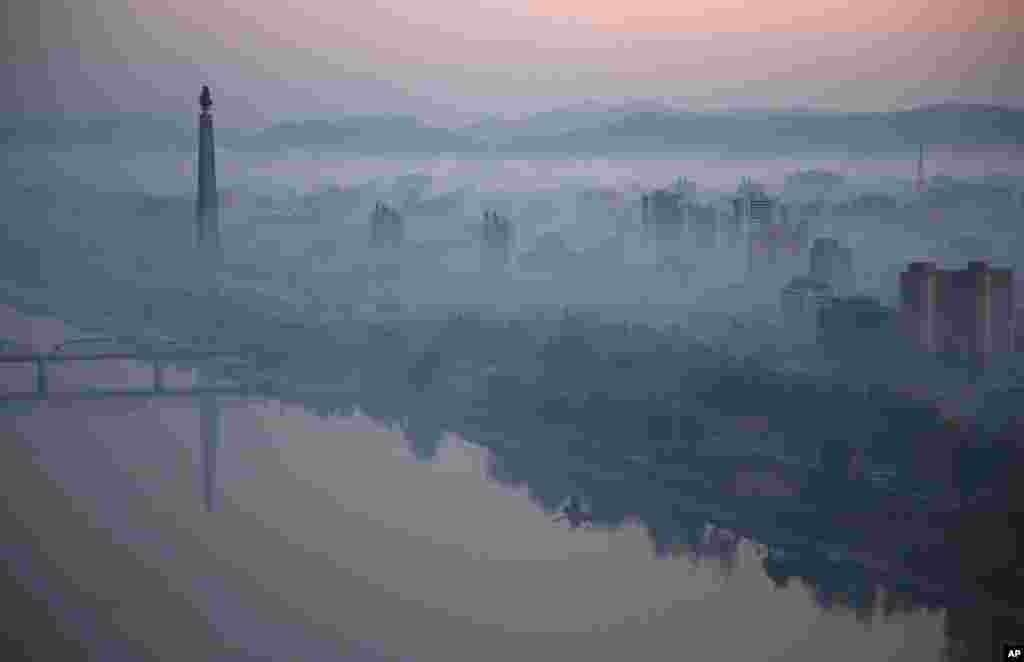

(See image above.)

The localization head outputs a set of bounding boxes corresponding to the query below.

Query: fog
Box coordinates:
[7,143,1021,327]
[4,127,1024,661]
[6,141,1024,409]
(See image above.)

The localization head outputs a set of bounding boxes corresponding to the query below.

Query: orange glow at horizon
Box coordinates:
[41,0,1020,112]
[525,0,1020,32]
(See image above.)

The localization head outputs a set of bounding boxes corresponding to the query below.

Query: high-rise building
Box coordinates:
[726,197,746,247]
[810,238,855,295]
[899,261,942,353]
[731,196,746,222]
[749,195,776,225]
[781,276,833,338]
[642,189,686,227]
[899,261,1015,359]
[817,296,899,359]
[672,177,698,202]
[195,85,220,253]
[730,181,769,231]
[642,189,687,244]
[837,246,854,294]
[689,203,717,249]
[735,186,788,280]
[482,210,513,264]
[947,261,1014,356]
[370,202,404,247]
[1016,307,1024,352]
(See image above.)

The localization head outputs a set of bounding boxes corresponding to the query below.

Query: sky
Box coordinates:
[3,0,1023,125]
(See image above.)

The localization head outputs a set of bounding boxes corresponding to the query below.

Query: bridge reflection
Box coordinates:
[0,344,268,514]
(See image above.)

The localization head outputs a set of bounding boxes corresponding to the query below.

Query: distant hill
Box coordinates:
[1,115,193,150]
[4,104,1021,155]
[0,114,252,151]
[236,115,483,154]
[463,99,683,141]
[484,104,1024,155]
[0,113,482,154]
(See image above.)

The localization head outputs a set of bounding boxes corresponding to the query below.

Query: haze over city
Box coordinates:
[2,2,1023,662]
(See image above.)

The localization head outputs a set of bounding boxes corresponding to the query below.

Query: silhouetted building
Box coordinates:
[195,85,220,253]
[672,177,698,202]
[730,196,745,222]
[749,195,776,225]
[689,203,718,249]
[899,261,1015,358]
[949,262,1014,357]
[817,296,898,359]
[642,189,686,229]
[370,202,404,247]
[481,210,513,264]
[781,276,833,338]
[899,261,943,353]
[1017,307,1024,352]
[810,238,855,295]
[732,183,780,258]
[747,221,802,284]
[733,191,776,225]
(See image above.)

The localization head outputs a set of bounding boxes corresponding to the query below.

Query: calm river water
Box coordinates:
[0,303,948,661]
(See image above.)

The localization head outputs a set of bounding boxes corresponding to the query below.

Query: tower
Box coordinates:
[196,85,220,253]
[915,143,926,194]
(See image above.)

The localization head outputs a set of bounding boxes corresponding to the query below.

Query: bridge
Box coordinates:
[0,342,288,513]
[0,384,277,403]
[0,348,271,398]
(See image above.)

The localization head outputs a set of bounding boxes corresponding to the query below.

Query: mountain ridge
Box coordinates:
[3,104,1021,154]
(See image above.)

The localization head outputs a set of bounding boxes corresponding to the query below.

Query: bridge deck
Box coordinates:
[0,349,254,364]
[0,385,276,402]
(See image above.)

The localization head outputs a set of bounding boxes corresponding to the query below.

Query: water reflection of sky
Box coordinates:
[0,306,947,661]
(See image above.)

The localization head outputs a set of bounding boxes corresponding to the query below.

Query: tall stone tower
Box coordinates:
[915,143,926,195]
[196,85,220,252]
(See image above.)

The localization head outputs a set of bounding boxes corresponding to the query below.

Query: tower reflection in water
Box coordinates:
[199,390,221,513]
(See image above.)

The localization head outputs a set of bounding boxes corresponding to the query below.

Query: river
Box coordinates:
[0,302,956,661]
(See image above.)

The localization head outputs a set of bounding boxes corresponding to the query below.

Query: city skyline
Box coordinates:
[2,9,1023,654]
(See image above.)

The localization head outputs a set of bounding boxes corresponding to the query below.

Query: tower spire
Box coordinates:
[196,85,220,253]
[915,143,926,194]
